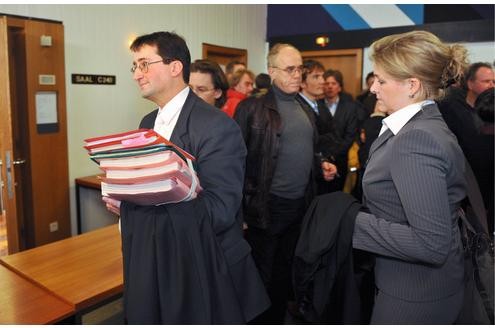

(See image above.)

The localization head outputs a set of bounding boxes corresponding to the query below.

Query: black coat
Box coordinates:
[293,192,374,324]
[121,91,270,324]
[234,87,320,229]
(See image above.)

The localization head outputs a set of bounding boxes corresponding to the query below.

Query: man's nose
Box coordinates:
[132,69,143,80]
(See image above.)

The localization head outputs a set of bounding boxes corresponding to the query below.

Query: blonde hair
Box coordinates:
[370,30,469,100]
[267,43,299,68]
[229,69,255,88]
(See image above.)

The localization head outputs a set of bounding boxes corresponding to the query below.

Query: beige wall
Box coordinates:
[0,4,268,235]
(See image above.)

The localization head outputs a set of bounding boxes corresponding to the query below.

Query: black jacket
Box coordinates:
[234,87,322,229]
[293,192,374,324]
[296,94,343,162]
[121,91,270,324]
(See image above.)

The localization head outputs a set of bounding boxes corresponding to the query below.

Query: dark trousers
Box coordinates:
[246,193,306,324]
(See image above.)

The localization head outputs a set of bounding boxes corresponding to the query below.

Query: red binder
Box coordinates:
[84,129,202,206]
[84,129,194,161]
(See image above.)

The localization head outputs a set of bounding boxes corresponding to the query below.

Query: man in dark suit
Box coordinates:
[104,31,269,324]
[297,59,342,194]
[323,69,364,191]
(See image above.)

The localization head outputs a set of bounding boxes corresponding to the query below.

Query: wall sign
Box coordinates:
[72,74,116,85]
[35,91,59,133]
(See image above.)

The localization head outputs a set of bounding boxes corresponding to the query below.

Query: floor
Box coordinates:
[82,297,125,324]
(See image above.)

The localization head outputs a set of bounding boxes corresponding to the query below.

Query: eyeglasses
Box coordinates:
[131,58,176,74]
[189,85,216,94]
[271,65,304,76]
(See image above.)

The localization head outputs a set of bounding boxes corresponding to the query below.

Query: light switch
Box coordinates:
[40,35,52,47]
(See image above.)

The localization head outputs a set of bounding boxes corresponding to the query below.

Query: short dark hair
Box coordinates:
[225,60,245,75]
[323,69,344,89]
[462,62,493,90]
[302,59,325,82]
[130,31,191,83]
[190,59,229,108]
[365,71,374,82]
[475,87,494,123]
[255,73,271,89]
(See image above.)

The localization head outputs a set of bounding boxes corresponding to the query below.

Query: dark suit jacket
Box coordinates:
[295,94,342,161]
[120,90,269,324]
[294,192,373,324]
[332,98,359,158]
[353,104,466,303]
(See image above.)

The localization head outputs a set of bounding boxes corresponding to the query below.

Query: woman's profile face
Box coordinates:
[370,65,412,115]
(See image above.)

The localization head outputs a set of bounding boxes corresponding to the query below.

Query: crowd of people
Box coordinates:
[103,29,494,324]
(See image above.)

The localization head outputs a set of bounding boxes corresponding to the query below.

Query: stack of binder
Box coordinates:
[84,129,202,206]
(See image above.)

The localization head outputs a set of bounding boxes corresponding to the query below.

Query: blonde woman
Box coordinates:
[352,31,468,323]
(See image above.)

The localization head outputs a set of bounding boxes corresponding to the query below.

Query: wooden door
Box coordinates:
[202,43,247,72]
[301,49,363,99]
[0,15,70,253]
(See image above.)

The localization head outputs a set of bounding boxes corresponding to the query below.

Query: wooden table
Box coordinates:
[75,174,103,234]
[0,264,74,324]
[0,224,123,317]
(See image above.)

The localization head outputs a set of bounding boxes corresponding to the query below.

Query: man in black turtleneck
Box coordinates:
[234,43,338,324]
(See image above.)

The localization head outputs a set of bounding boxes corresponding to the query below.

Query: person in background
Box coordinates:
[190,59,229,108]
[225,60,246,85]
[234,43,337,324]
[473,87,494,233]
[297,59,341,194]
[357,71,378,115]
[464,62,494,109]
[353,100,387,200]
[438,63,494,233]
[352,30,468,324]
[252,73,271,98]
[323,69,362,191]
[222,68,255,117]
[357,71,375,103]
[104,31,269,324]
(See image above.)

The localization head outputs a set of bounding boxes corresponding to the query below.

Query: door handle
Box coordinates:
[13,159,26,165]
[5,152,13,199]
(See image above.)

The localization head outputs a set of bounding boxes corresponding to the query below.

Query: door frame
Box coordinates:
[0,16,20,253]
[202,43,248,70]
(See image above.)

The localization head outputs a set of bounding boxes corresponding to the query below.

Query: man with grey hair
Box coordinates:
[234,43,337,323]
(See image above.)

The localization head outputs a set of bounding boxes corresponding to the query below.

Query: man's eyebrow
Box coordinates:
[134,57,150,63]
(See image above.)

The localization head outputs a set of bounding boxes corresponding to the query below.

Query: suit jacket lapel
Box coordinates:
[368,128,394,157]
[169,90,197,152]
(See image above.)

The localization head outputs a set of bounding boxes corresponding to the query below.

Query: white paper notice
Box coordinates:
[35,92,58,124]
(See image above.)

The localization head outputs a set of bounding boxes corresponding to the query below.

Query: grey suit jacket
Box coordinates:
[353,103,466,302]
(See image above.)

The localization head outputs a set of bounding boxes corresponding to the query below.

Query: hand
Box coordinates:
[321,161,338,181]
[102,196,121,216]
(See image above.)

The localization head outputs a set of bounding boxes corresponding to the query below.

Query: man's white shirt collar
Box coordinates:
[380,100,434,136]
[154,86,190,140]
[299,92,318,111]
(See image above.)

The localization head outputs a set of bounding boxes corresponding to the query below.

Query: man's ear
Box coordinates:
[213,89,222,100]
[467,79,474,92]
[268,66,276,80]
[169,60,183,78]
